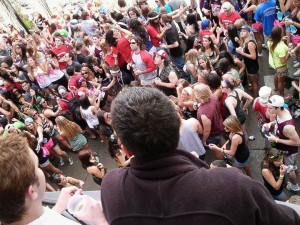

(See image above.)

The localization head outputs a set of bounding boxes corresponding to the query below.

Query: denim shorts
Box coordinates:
[272,191,287,201]
[207,134,221,145]
[232,156,250,168]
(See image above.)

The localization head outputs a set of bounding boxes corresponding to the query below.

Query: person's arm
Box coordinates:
[155,71,178,88]
[262,167,286,190]
[192,118,203,135]
[172,6,190,20]
[36,126,44,145]
[225,98,237,117]
[292,81,300,92]
[50,57,60,69]
[239,89,254,110]
[201,114,211,146]
[280,51,290,64]
[279,0,292,14]
[102,77,116,91]
[234,57,246,75]
[280,125,300,146]
[67,176,84,188]
[44,107,62,118]
[161,41,179,49]
[209,133,241,156]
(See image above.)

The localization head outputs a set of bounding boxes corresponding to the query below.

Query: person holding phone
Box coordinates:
[261,149,288,201]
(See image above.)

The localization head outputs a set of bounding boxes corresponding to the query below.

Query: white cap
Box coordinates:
[222,2,232,11]
[258,86,272,104]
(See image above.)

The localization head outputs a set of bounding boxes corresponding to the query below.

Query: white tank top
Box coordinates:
[81,106,99,128]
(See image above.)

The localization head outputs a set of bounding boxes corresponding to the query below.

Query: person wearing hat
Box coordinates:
[199,19,222,45]
[153,50,178,96]
[219,2,241,30]
[264,95,300,192]
[253,86,274,149]
[236,25,259,98]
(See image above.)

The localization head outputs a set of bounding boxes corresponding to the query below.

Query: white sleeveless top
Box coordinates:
[34,66,52,88]
[80,106,99,128]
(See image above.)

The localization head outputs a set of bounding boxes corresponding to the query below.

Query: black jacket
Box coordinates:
[101,150,300,225]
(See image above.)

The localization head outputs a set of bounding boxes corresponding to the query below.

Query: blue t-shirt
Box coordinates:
[254,0,276,36]
[156,4,172,13]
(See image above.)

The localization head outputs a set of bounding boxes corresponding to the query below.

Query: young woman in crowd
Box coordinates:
[209,115,251,177]
[221,78,253,140]
[78,149,106,185]
[55,116,93,153]
[51,173,84,190]
[267,26,292,100]
[176,85,197,119]
[201,35,220,66]
[261,149,288,201]
[236,25,259,98]
[108,134,132,167]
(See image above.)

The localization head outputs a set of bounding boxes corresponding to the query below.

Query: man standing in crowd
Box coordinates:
[130,37,157,86]
[101,87,300,224]
[159,14,189,82]
[219,2,241,30]
[154,50,178,96]
[254,0,276,38]
[265,95,300,192]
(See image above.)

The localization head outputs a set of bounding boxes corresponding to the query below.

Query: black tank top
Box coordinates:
[224,90,246,124]
[229,133,249,163]
[292,13,300,35]
[243,40,259,74]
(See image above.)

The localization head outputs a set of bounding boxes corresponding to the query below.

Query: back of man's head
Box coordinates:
[111,87,180,158]
[0,134,37,224]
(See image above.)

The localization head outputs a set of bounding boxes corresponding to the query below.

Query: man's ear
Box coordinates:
[121,144,134,157]
[26,185,38,200]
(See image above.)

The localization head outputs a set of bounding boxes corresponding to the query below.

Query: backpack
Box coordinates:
[60,92,82,121]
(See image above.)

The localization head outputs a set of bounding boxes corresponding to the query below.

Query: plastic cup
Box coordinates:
[67,195,87,216]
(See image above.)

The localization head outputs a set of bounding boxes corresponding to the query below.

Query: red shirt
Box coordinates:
[51,45,71,70]
[146,24,162,47]
[253,98,269,128]
[58,91,79,112]
[105,47,126,67]
[116,36,132,64]
[68,74,82,89]
[219,11,241,29]
[199,30,213,44]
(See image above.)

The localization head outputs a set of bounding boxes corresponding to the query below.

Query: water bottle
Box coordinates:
[286,165,298,173]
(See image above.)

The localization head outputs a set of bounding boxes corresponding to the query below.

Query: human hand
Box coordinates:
[208,143,218,151]
[261,123,271,132]
[265,133,277,143]
[133,69,143,76]
[79,181,84,188]
[53,186,81,214]
[73,196,109,225]
[154,78,162,86]
[280,164,287,175]
[292,81,298,88]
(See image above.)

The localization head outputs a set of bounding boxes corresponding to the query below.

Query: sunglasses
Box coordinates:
[81,71,88,74]
[130,42,137,45]
[33,112,38,117]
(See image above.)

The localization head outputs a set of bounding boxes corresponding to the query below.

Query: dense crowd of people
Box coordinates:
[1,0,300,223]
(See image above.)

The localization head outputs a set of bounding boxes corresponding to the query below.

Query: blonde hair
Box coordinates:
[223,115,243,133]
[234,18,247,29]
[182,87,196,102]
[55,116,81,139]
[222,74,241,88]
[186,49,198,64]
[193,83,211,103]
